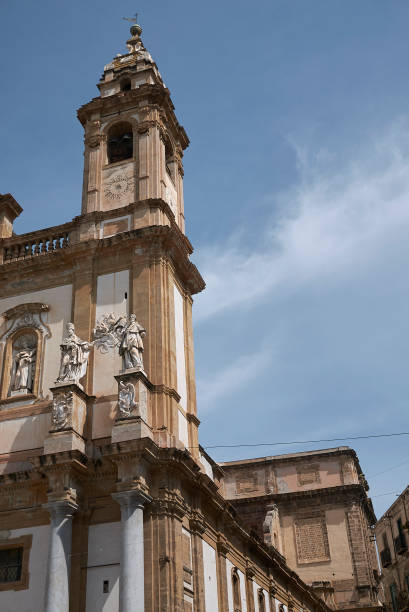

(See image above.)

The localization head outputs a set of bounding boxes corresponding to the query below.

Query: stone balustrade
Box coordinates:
[2,224,73,263]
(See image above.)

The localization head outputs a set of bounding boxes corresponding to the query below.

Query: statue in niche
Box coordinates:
[119,314,146,371]
[93,313,146,372]
[118,380,137,418]
[57,322,92,384]
[9,334,37,395]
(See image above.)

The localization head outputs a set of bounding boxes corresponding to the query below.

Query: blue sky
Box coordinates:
[2,0,409,517]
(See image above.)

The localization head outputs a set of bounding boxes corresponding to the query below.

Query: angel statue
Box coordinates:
[119,314,146,371]
[57,322,92,384]
[118,380,137,418]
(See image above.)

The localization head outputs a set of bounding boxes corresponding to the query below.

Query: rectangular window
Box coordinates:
[0,548,23,583]
[0,535,32,592]
[405,575,409,592]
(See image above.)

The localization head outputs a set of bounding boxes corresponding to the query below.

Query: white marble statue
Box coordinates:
[10,337,36,394]
[119,314,146,371]
[57,323,92,384]
[94,313,146,372]
[118,381,137,417]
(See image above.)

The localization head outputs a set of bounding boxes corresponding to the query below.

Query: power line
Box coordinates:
[200,431,409,450]
[369,458,409,479]
[372,491,401,498]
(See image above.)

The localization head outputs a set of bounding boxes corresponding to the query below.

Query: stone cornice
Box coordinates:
[0,223,205,296]
[230,483,377,525]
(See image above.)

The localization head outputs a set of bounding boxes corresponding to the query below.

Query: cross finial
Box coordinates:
[123,13,139,24]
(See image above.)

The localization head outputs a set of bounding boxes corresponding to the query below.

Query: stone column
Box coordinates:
[44,500,78,612]
[113,489,152,612]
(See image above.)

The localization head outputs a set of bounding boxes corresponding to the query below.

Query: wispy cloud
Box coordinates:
[196,346,272,413]
[194,119,409,322]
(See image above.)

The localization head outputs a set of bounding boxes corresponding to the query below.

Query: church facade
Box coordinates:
[0,22,334,612]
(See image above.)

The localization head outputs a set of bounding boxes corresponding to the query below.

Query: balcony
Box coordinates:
[380,547,392,567]
[394,533,408,555]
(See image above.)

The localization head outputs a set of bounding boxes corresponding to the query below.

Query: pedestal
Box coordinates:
[111,370,153,443]
[44,383,89,454]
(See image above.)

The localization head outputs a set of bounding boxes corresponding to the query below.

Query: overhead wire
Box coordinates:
[199,430,409,450]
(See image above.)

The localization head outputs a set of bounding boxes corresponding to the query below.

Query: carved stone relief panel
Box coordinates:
[51,391,73,430]
[101,163,135,211]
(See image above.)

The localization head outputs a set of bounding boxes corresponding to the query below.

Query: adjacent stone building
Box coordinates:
[220,447,381,612]
[374,486,409,612]
[0,21,334,612]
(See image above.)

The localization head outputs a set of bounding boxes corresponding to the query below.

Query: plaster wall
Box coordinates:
[93,270,129,399]
[86,522,121,612]
[281,508,353,582]
[202,539,219,611]
[0,524,50,612]
[92,400,117,440]
[0,284,72,398]
[0,413,49,455]
[275,460,343,493]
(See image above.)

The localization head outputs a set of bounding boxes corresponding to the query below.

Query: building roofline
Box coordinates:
[375,484,409,525]
[219,446,354,466]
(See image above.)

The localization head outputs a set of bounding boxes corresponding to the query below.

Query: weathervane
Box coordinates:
[123,13,139,24]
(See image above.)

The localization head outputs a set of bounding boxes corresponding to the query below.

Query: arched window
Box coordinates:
[107,122,133,164]
[258,589,266,612]
[8,330,38,397]
[120,78,131,91]
[232,569,242,612]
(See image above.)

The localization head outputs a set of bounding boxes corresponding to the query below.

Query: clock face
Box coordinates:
[104,173,132,200]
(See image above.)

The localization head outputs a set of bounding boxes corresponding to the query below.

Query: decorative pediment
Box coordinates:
[0,303,50,341]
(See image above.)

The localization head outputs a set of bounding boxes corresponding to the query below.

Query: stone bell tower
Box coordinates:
[68,20,204,457]
[78,20,188,232]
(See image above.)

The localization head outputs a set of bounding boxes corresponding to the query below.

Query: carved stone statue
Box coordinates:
[93,313,146,372]
[57,323,92,384]
[9,334,37,396]
[118,380,137,418]
[119,314,146,371]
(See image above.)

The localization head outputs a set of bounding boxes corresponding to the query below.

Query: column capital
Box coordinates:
[112,488,152,510]
[43,500,78,521]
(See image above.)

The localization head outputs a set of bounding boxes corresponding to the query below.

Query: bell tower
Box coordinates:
[78,19,188,232]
